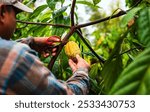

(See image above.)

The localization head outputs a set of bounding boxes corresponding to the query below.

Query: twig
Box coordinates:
[120,48,137,56]
[16,24,28,30]
[26,0,35,6]
[76,10,126,28]
[108,8,122,22]
[130,0,142,9]
[71,0,76,26]
[16,20,71,28]
[113,48,138,59]
[76,29,105,63]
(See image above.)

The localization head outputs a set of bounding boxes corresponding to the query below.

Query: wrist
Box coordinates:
[28,37,35,49]
[74,67,89,76]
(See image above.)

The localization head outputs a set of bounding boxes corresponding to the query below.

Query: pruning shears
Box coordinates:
[46,36,62,49]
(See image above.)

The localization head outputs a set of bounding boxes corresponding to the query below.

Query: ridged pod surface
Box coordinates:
[65,41,81,58]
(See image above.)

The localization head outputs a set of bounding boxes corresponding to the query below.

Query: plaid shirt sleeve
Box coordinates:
[0,38,89,95]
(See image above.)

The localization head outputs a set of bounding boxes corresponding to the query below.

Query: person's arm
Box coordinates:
[5,44,89,95]
[15,37,34,45]
[66,55,90,94]
[16,36,61,57]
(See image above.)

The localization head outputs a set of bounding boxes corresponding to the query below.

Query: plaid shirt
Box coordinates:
[0,37,89,95]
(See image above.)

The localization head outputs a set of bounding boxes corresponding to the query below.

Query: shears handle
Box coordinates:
[46,36,61,48]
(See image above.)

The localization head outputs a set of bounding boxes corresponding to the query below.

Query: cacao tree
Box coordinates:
[14,0,150,95]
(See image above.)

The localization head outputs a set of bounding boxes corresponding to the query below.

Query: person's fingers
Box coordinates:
[69,59,76,67]
[42,52,50,58]
[47,36,61,42]
[52,52,56,56]
[44,53,50,58]
[69,59,77,72]
[75,54,90,69]
[51,48,58,56]
[46,41,60,46]
[52,48,57,52]
[76,54,82,61]
[76,54,89,65]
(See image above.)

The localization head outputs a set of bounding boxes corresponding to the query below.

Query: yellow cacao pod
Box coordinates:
[65,41,81,58]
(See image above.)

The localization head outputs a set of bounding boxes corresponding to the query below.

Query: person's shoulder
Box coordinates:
[0,38,37,56]
[0,38,27,49]
[0,38,16,48]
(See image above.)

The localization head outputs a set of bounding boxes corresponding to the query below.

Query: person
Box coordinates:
[0,0,90,95]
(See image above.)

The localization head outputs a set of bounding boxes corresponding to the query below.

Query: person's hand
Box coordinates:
[32,36,61,57]
[68,55,90,73]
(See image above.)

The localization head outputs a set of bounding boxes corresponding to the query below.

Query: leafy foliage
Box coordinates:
[109,48,150,94]
[121,7,142,27]
[92,0,101,5]
[47,0,65,10]
[51,5,70,36]
[76,0,100,9]
[137,7,150,47]
[14,0,150,94]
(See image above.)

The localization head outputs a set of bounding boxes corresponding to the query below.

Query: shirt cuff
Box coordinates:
[16,37,34,46]
[74,67,89,76]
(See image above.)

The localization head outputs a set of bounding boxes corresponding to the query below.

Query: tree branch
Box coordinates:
[17,10,127,29]
[16,20,71,28]
[76,29,105,63]
[76,10,127,29]
[48,0,75,70]
[48,27,76,70]
[71,0,76,26]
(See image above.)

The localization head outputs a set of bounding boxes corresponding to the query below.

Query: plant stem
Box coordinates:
[120,48,137,56]
[17,10,127,29]
[71,0,76,26]
[16,20,71,28]
[76,29,105,63]
[76,10,126,29]
[26,0,35,6]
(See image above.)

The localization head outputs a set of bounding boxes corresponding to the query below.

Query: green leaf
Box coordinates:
[60,0,65,4]
[101,31,128,92]
[109,48,150,95]
[38,10,52,22]
[76,0,100,9]
[51,14,70,36]
[64,16,71,26]
[89,78,102,94]
[89,63,100,79]
[111,81,140,95]
[30,25,47,36]
[121,7,142,27]
[101,55,123,92]
[137,7,150,47]
[143,0,150,3]
[50,6,69,36]
[136,67,150,94]
[29,5,48,19]
[52,60,60,77]
[93,0,101,5]
[125,0,141,7]
[59,49,69,70]
[46,0,59,10]
[46,0,65,10]
[52,5,69,18]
